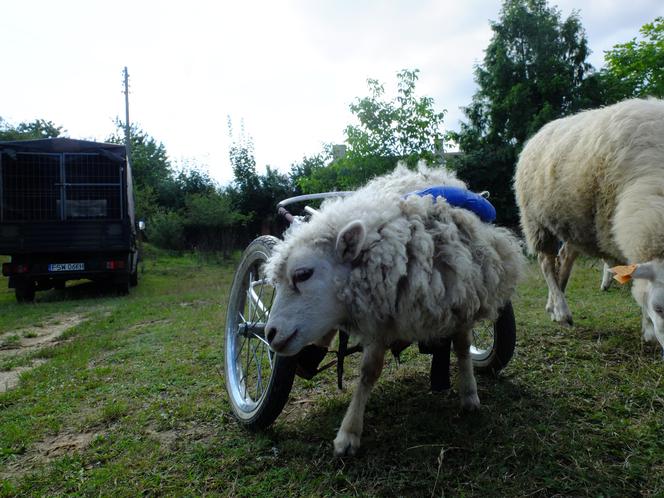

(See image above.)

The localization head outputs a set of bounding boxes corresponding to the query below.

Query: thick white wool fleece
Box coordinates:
[515,98,664,264]
[267,163,524,345]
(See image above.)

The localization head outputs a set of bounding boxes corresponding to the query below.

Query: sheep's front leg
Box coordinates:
[453,329,480,410]
[642,308,656,342]
[600,259,620,291]
[539,252,573,326]
[333,343,385,457]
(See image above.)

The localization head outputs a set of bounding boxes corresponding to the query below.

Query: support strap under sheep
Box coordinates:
[419,339,452,392]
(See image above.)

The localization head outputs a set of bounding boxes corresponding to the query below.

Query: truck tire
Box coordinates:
[115,279,130,296]
[15,280,36,303]
[130,269,138,287]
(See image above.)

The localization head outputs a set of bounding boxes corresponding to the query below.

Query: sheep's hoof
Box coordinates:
[643,327,655,342]
[549,311,573,327]
[333,431,361,457]
[460,393,480,411]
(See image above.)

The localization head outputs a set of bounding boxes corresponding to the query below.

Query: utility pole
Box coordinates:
[123,67,132,165]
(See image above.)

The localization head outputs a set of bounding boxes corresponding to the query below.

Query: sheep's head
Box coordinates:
[265,220,366,356]
[614,261,664,354]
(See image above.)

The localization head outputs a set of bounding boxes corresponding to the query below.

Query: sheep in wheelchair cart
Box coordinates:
[257,164,525,456]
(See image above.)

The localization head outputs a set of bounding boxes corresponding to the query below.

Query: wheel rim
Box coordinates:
[225,251,277,419]
[470,319,495,362]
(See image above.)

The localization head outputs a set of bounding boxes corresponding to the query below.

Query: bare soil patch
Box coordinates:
[0,430,98,480]
[0,314,87,357]
[0,313,87,392]
[0,359,47,393]
[147,423,217,449]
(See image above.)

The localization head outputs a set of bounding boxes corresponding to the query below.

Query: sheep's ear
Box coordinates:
[632,262,657,281]
[611,262,657,284]
[336,220,366,262]
[610,264,637,284]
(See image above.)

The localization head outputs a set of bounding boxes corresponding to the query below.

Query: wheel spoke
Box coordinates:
[253,341,263,399]
[253,278,265,324]
[244,326,252,400]
[234,336,248,364]
[246,270,255,322]
[250,331,270,348]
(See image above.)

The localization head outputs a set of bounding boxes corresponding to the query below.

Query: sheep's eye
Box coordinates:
[654,305,664,315]
[293,268,314,284]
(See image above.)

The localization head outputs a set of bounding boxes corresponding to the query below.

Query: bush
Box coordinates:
[147,211,186,250]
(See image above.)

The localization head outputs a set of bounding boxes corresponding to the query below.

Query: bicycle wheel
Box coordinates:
[224,236,297,430]
[470,301,516,374]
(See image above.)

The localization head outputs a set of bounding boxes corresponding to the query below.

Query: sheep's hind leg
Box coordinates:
[557,242,578,293]
[453,329,480,411]
[539,252,574,326]
[333,343,385,457]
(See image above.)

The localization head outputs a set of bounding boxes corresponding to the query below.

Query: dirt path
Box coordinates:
[0,313,87,393]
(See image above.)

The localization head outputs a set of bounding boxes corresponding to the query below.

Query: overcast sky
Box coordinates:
[1,1,662,184]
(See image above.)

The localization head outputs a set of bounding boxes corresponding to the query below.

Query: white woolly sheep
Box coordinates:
[514,98,664,351]
[264,164,524,456]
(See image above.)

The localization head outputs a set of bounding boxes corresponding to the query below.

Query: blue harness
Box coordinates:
[405,186,496,223]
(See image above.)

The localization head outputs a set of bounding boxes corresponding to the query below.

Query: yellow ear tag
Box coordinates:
[611,264,638,284]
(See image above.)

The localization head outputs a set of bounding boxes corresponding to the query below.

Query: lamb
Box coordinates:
[514,98,664,351]
[264,164,525,456]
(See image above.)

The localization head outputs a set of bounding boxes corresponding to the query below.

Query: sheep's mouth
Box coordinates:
[271,329,299,355]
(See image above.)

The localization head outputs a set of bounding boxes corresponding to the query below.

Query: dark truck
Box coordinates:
[0,138,139,302]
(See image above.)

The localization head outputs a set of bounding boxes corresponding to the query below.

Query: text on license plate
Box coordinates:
[48,263,84,272]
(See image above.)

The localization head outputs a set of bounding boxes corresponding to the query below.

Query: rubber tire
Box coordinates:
[224,236,297,430]
[472,301,516,375]
[130,270,138,287]
[115,280,130,296]
[15,280,36,303]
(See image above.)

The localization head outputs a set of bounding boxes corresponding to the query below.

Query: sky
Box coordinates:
[1,1,662,184]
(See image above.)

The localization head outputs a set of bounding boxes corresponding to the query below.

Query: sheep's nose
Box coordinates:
[266,326,277,344]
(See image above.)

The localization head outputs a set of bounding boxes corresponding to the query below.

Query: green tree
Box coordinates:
[0,118,64,141]
[227,117,261,217]
[289,149,332,193]
[450,0,599,224]
[107,122,178,215]
[300,69,447,193]
[108,122,171,193]
[345,69,445,161]
[602,17,664,101]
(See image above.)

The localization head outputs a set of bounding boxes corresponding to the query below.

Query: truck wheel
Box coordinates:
[130,269,138,287]
[115,280,130,296]
[15,281,36,303]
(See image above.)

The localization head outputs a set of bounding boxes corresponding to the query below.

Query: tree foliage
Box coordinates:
[108,121,246,254]
[450,0,599,224]
[0,118,64,141]
[108,122,174,209]
[226,118,297,240]
[602,17,664,101]
[299,69,446,193]
[345,69,446,161]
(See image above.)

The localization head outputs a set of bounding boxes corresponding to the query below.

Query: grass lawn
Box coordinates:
[1,251,663,497]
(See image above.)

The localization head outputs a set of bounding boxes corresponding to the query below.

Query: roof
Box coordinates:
[0,137,126,157]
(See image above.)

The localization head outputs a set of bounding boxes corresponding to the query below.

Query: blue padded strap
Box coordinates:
[405,186,496,223]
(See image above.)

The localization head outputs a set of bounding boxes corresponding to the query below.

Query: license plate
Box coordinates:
[48,263,84,272]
